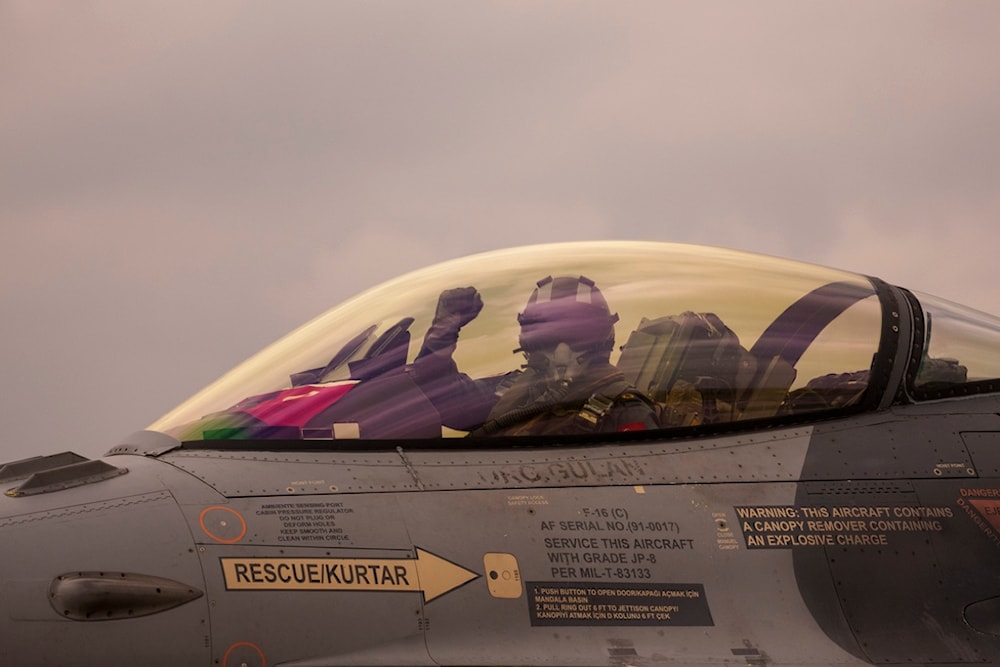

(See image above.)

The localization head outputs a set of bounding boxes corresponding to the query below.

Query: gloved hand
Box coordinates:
[418,287,483,356]
[433,287,483,329]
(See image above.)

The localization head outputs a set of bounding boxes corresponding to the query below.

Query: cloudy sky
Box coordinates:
[3,1,999,462]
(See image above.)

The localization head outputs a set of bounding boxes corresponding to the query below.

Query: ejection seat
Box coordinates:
[617,312,759,427]
[617,310,808,427]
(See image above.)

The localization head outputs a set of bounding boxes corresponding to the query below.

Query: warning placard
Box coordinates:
[527,581,713,627]
[734,504,952,549]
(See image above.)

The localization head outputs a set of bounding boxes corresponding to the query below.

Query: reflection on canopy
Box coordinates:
[149,242,898,443]
[912,291,1000,397]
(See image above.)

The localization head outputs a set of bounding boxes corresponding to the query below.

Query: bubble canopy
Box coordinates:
[152,242,895,443]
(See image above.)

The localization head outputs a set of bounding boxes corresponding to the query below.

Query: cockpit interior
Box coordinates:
[149,242,1000,445]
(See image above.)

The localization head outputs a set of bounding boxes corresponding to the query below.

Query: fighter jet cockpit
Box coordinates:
[150,242,1000,445]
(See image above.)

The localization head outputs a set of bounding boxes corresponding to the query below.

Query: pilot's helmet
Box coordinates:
[517,275,619,357]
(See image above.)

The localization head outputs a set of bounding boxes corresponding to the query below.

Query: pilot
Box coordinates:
[412,275,658,436]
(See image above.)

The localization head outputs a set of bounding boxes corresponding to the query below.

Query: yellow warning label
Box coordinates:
[220,548,477,602]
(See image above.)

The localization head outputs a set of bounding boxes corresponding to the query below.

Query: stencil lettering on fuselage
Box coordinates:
[527,582,713,627]
[735,504,953,548]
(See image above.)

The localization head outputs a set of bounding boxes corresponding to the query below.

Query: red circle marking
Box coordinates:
[199,505,247,544]
[222,641,266,667]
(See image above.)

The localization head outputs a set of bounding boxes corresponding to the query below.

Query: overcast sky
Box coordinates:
[3,1,999,462]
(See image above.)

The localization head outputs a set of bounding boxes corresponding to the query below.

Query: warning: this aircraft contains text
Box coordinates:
[734,504,952,549]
